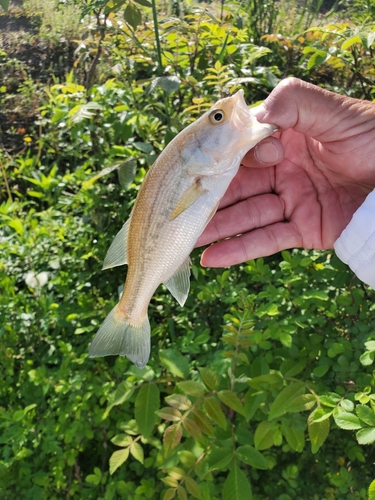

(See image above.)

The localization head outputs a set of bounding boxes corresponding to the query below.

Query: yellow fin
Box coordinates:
[170,178,208,221]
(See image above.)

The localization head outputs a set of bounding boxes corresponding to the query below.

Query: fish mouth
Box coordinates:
[231,90,255,128]
[231,90,278,135]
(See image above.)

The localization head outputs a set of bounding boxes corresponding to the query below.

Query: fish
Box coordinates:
[89,90,277,368]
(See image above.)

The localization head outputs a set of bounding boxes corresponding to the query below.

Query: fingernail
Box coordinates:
[254,141,279,164]
[251,103,267,121]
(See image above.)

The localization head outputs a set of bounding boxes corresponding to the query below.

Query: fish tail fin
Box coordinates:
[89,305,150,368]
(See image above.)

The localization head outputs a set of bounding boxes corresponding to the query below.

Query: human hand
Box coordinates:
[197,77,375,267]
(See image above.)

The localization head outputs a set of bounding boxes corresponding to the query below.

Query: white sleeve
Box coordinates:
[334,189,375,289]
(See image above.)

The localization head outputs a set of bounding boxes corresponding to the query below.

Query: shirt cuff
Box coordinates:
[334,189,375,289]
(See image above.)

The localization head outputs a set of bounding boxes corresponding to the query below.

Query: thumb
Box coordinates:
[252,77,362,141]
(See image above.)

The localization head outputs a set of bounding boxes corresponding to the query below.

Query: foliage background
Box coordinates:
[1,0,375,499]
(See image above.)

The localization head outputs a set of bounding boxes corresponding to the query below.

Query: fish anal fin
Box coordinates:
[89,305,150,368]
[102,217,131,270]
[170,178,208,220]
[164,257,191,306]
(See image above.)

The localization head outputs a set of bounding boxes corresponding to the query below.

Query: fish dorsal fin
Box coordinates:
[170,178,208,220]
[163,257,191,306]
[102,217,131,270]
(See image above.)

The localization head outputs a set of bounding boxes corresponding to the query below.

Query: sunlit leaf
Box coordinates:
[308,412,330,454]
[130,442,144,463]
[109,448,129,475]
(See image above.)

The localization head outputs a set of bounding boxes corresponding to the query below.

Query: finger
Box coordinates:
[216,166,275,211]
[242,136,284,167]
[200,222,303,268]
[252,77,373,142]
[196,193,284,247]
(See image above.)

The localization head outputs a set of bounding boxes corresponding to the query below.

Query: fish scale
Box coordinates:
[89,90,277,368]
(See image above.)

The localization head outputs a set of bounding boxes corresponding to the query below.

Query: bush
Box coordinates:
[1,0,375,499]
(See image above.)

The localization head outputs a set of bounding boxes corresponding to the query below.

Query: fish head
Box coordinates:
[193,90,277,162]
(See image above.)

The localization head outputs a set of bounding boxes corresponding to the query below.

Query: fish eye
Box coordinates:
[209,109,225,125]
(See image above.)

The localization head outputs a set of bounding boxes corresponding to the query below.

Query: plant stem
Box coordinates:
[0,158,12,202]
[151,0,163,75]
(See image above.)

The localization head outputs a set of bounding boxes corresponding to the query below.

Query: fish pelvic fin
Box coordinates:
[163,257,191,306]
[89,305,150,369]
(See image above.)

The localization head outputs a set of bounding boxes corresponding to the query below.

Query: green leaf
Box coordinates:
[356,427,375,445]
[178,450,196,468]
[192,408,215,436]
[310,408,332,423]
[223,465,252,500]
[356,405,375,426]
[105,381,134,418]
[164,424,182,455]
[204,397,227,429]
[308,413,330,454]
[281,425,305,453]
[268,382,305,420]
[254,421,276,450]
[340,399,354,412]
[183,418,203,441]
[280,332,292,348]
[286,394,316,413]
[135,383,160,438]
[199,367,219,390]
[248,373,283,390]
[185,476,201,499]
[111,434,133,447]
[118,161,137,189]
[341,35,362,51]
[156,407,182,422]
[109,448,129,475]
[68,102,102,124]
[236,445,269,470]
[333,409,362,430]
[177,485,187,500]
[163,489,176,500]
[365,341,375,351]
[165,394,192,411]
[280,358,306,377]
[368,479,375,500]
[301,289,329,300]
[313,364,330,377]
[178,381,206,398]
[319,393,341,407]
[244,391,266,421]
[130,442,144,464]
[218,390,246,417]
[124,3,142,30]
[359,351,374,366]
[0,0,10,12]
[133,0,152,6]
[160,349,190,378]
[208,447,233,471]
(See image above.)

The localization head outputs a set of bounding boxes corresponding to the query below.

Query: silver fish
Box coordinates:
[89,90,277,367]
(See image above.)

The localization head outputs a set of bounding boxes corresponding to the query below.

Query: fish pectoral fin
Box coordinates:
[102,217,131,270]
[163,257,191,307]
[170,178,208,220]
